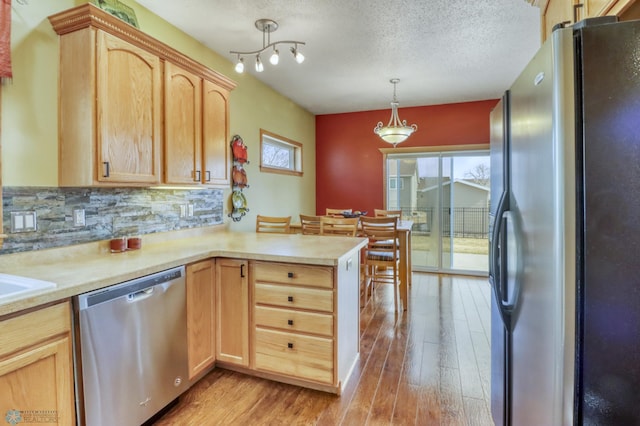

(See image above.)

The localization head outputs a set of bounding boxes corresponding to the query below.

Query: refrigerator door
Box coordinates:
[577,19,640,424]
[489,95,509,425]
[507,26,576,426]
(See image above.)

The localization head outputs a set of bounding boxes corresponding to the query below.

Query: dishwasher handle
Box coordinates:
[76,266,184,310]
[128,287,154,302]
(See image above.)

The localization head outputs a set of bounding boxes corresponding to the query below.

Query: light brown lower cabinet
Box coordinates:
[250,254,360,394]
[0,302,75,425]
[186,259,216,379]
[187,252,360,394]
[216,258,249,366]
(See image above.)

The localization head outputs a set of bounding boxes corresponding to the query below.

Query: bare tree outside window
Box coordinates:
[464,163,490,187]
[259,129,303,176]
[262,143,291,169]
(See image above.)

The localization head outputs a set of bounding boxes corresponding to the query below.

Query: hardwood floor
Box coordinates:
[153,273,493,426]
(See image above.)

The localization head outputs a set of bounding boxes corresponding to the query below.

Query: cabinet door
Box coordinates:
[543,0,576,39]
[216,258,249,366]
[96,31,161,184]
[202,80,230,186]
[165,62,202,185]
[585,0,637,16]
[0,303,74,425]
[186,259,215,379]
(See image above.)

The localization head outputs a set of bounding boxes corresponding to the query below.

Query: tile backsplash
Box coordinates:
[1,187,224,255]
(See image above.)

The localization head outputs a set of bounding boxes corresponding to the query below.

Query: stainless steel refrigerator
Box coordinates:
[489,16,640,426]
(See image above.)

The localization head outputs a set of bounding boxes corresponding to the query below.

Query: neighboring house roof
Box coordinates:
[419,178,490,193]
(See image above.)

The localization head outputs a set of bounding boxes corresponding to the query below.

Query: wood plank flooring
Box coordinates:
[153,273,492,426]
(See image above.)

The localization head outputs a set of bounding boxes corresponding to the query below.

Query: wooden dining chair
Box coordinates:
[360,216,401,312]
[256,215,291,233]
[325,208,352,216]
[299,214,321,235]
[319,216,358,236]
[374,209,402,218]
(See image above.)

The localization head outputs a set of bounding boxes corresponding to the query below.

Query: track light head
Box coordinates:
[255,55,264,72]
[270,48,279,65]
[291,46,305,64]
[235,57,244,73]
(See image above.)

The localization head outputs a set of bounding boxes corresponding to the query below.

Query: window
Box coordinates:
[389,177,404,189]
[260,129,303,176]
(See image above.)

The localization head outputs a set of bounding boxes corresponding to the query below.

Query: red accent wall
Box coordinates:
[315,99,498,216]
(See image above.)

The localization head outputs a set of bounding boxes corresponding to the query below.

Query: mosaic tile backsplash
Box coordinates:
[1,187,224,255]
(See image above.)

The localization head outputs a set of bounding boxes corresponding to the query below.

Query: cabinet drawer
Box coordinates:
[255,306,333,337]
[254,328,333,384]
[253,262,333,289]
[255,283,333,312]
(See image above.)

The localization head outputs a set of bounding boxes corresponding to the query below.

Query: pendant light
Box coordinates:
[373,79,418,147]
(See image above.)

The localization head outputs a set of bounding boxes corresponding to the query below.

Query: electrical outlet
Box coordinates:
[187,204,194,217]
[179,204,187,218]
[73,209,86,227]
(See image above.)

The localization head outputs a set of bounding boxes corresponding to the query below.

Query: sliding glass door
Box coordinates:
[386,150,489,275]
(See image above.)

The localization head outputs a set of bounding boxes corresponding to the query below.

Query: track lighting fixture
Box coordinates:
[231,19,306,74]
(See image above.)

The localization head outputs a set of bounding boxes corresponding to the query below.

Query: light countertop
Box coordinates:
[0,227,367,317]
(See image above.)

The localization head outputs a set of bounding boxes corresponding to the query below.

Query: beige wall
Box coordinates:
[1,1,315,232]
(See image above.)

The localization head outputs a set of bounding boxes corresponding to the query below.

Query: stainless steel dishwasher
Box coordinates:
[75,266,190,426]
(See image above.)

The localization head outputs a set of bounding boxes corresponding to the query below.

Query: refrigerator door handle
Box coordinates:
[499,210,522,326]
[490,190,510,327]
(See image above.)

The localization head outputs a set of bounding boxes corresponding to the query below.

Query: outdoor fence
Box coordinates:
[399,207,489,239]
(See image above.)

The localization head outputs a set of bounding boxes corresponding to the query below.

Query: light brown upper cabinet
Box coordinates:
[164,64,231,186]
[202,80,231,186]
[164,63,203,185]
[537,0,640,40]
[49,4,235,188]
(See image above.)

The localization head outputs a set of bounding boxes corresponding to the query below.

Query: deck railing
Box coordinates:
[395,207,489,239]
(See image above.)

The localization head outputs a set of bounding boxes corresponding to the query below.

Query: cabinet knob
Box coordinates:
[287,272,294,278]
[287,296,294,302]
[287,342,294,349]
[287,319,294,326]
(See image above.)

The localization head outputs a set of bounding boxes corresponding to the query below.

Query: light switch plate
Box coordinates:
[11,211,37,233]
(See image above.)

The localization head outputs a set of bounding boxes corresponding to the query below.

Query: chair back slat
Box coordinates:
[299,214,322,235]
[256,215,292,233]
[319,216,358,236]
[326,208,352,216]
[374,209,402,218]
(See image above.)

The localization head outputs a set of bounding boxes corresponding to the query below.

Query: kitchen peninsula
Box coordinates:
[0,227,367,424]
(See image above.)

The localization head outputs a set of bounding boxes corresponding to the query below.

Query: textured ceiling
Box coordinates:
[134,0,541,115]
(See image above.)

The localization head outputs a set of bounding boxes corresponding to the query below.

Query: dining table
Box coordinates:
[290,218,413,311]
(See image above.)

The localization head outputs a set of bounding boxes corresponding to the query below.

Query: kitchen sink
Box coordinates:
[0,273,56,299]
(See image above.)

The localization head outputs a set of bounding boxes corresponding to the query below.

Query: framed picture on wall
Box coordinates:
[90,0,139,28]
